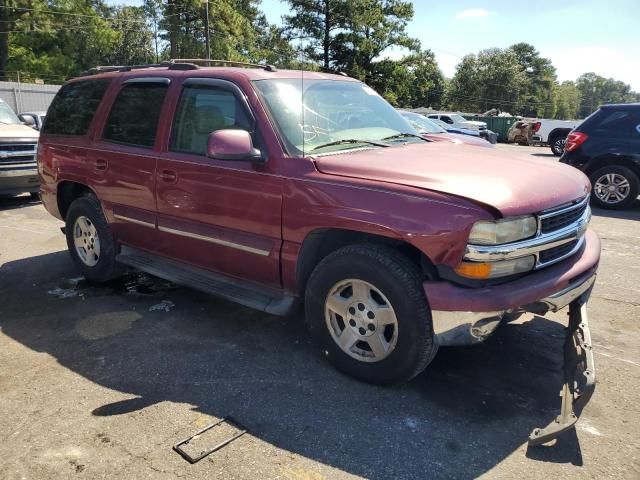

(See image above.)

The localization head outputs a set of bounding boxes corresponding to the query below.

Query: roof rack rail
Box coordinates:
[78,62,199,77]
[169,59,277,72]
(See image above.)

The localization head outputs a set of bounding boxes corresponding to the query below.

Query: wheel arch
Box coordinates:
[548,128,572,143]
[295,228,438,296]
[57,181,98,220]
[585,155,640,179]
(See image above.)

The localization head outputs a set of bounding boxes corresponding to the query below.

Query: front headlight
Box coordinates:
[469,216,537,245]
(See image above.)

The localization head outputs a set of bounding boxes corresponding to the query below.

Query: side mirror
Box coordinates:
[20,115,36,128]
[207,129,264,163]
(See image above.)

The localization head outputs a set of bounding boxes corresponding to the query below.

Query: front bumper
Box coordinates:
[423,229,600,447]
[424,229,600,346]
[0,168,39,194]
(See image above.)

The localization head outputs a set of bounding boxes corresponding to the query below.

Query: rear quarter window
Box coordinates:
[42,79,110,135]
[582,108,638,138]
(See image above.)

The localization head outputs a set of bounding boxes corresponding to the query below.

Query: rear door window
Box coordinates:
[42,79,110,135]
[170,85,251,156]
[103,81,168,148]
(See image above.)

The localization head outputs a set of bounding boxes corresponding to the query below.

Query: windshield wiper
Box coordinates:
[310,139,390,152]
[382,132,428,142]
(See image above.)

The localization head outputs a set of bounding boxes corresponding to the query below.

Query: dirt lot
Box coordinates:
[1,144,639,479]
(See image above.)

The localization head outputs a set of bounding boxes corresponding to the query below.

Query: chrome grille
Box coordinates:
[540,196,589,234]
[0,142,37,165]
[539,239,579,264]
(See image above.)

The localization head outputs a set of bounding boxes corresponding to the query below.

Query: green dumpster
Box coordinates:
[463,116,518,143]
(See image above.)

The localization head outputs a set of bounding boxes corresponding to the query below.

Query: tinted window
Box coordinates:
[42,79,109,135]
[588,109,638,138]
[171,86,251,155]
[103,83,168,148]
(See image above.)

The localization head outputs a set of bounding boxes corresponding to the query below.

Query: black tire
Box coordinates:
[589,165,639,210]
[65,194,122,282]
[305,244,437,385]
[550,135,566,156]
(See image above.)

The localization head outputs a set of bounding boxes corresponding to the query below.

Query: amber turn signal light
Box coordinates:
[455,261,492,279]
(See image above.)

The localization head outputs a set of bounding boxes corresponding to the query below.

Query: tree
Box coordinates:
[555,81,580,120]
[282,0,350,70]
[368,50,444,108]
[576,72,640,118]
[508,42,557,118]
[332,0,419,79]
[447,48,527,113]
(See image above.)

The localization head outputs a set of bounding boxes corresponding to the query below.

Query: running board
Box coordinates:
[116,246,296,316]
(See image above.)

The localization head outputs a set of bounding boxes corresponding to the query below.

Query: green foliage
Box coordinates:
[576,72,640,118]
[2,3,639,119]
[368,50,445,108]
[447,48,527,114]
[555,81,581,120]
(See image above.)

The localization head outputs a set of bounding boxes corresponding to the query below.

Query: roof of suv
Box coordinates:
[70,66,357,83]
[600,103,640,109]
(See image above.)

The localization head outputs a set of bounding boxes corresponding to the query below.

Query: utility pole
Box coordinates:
[204,0,211,61]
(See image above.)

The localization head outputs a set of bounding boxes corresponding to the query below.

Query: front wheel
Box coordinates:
[305,244,437,385]
[590,166,639,209]
[65,194,123,282]
[550,136,566,156]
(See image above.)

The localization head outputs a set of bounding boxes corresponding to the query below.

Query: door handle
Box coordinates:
[94,158,108,171]
[159,169,177,183]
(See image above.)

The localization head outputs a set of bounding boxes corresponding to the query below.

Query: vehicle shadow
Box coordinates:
[0,193,40,211]
[591,200,640,220]
[531,153,557,158]
[0,251,584,478]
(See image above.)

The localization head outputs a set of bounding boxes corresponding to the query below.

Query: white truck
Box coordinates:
[531,119,581,156]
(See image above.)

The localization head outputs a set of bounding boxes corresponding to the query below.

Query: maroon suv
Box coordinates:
[38,62,600,445]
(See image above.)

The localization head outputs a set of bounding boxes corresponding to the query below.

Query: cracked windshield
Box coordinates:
[254,79,423,155]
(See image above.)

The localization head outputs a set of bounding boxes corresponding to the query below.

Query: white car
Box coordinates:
[530,119,580,156]
[427,113,488,132]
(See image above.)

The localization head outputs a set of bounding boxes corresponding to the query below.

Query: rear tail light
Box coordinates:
[565,132,588,152]
[532,122,541,132]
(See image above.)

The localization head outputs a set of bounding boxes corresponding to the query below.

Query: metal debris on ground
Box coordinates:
[149,300,175,312]
[173,418,248,464]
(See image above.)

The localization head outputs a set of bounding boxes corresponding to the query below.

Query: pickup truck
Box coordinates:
[530,119,581,156]
[0,99,39,197]
[38,62,600,446]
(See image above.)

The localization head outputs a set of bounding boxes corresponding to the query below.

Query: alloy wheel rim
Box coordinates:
[324,279,399,363]
[73,215,101,267]
[594,173,630,204]
[555,138,565,151]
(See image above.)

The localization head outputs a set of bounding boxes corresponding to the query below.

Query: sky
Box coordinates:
[108,0,640,90]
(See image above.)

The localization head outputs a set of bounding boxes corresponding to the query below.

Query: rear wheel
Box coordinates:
[550,135,566,156]
[590,165,639,209]
[65,194,122,282]
[305,244,437,385]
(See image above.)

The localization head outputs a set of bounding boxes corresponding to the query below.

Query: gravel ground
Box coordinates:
[1,144,639,479]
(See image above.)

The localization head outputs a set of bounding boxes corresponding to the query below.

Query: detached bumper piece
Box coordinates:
[528,300,596,446]
[173,417,247,464]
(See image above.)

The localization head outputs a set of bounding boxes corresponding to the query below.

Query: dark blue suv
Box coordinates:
[561,103,640,209]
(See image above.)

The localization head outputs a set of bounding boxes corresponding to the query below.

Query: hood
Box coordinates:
[425,132,492,148]
[313,142,590,217]
[0,122,39,140]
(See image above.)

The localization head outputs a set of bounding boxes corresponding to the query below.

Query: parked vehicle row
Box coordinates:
[0,99,40,198]
[398,111,492,147]
[426,112,498,144]
[37,61,600,445]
